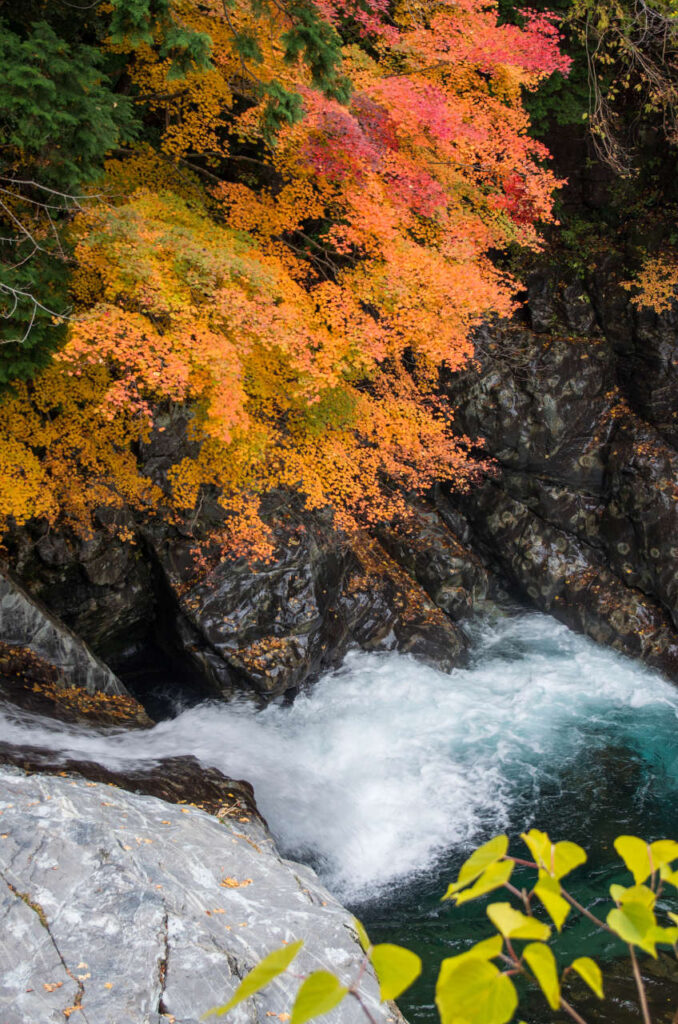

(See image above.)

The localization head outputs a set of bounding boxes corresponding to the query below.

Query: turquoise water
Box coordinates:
[350,618,678,1022]
[3,610,677,1020]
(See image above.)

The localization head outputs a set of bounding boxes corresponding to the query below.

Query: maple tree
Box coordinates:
[0,0,570,553]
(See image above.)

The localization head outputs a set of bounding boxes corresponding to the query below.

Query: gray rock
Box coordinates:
[3,520,155,666]
[0,767,397,1024]
[0,572,127,697]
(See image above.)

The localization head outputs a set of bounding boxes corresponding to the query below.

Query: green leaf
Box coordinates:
[609,884,655,908]
[669,912,678,926]
[369,944,422,1001]
[437,935,504,980]
[453,861,514,905]
[205,939,304,1016]
[534,871,570,931]
[607,901,659,956]
[290,971,348,1024]
[444,836,509,897]
[571,957,604,999]
[436,957,518,1024]
[487,903,551,942]
[524,942,560,1010]
[615,836,652,884]
[353,917,371,953]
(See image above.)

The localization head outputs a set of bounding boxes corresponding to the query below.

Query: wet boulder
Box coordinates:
[375,504,494,621]
[0,572,151,726]
[339,535,468,672]
[149,509,470,698]
[2,512,155,665]
[443,483,678,681]
[443,318,678,672]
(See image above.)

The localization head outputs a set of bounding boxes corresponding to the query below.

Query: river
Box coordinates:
[2,610,678,1020]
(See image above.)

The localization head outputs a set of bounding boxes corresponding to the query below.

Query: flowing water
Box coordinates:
[2,611,678,1019]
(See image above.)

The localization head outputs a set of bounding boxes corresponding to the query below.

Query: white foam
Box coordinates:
[2,613,678,900]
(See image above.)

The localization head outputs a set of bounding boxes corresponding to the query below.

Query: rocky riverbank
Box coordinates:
[3,251,678,1024]
[0,762,397,1024]
[438,264,678,681]
[4,271,678,713]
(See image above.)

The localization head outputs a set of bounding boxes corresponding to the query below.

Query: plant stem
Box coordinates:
[561,890,613,933]
[560,996,590,1024]
[349,989,379,1024]
[504,881,525,901]
[629,944,653,1024]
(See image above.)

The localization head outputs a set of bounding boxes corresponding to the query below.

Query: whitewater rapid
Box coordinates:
[2,612,678,901]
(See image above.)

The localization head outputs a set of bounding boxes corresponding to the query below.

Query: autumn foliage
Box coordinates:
[0,0,570,554]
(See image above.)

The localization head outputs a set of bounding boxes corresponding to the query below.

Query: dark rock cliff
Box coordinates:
[3,261,678,702]
[439,268,678,681]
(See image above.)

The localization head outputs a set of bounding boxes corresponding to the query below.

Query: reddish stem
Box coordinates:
[629,944,653,1024]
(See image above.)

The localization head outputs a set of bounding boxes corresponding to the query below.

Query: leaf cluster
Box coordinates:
[202,831,678,1024]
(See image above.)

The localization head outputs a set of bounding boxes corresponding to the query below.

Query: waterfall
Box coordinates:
[2,612,677,903]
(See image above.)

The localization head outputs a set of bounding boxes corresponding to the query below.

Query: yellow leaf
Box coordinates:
[444,836,509,897]
[521,831,586,879]
[607,902,658,957]
[452,861,514,905]
[437,935,504,981]
[615,836,652,884]
[571,957,603,999]
[436,957,517,1024]
[609,884,655,908]
[534,872,570,931]
[487,903,551,942]
[524,942,560,1010]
